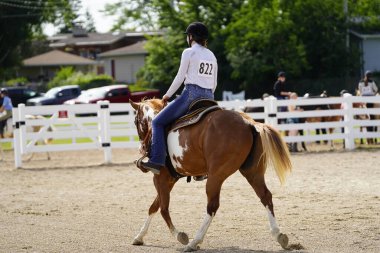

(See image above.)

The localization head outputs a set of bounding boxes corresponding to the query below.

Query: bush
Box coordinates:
[48,67,113,90]
[5,77,28,87]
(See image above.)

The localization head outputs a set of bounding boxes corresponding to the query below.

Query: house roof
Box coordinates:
[97,41,147,58]
[349,30,380,39]
[23,50,97,67]
[48,32,125,48]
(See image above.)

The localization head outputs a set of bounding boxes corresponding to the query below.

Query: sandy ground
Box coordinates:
[0,146,379,253]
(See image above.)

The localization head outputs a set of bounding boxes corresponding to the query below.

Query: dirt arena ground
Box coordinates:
[0,146,379,253]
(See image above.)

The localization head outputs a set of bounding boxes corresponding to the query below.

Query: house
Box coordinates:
[22,50,97,81]
[350,30,380,75]
[22,27,163,83]
[97,41,147,83]
[47,26,162,60]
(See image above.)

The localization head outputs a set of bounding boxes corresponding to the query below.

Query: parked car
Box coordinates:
[64,84,160,105]
[0,86,42,107]
[27,85,81,106]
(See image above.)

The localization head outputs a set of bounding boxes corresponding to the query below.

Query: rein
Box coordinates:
[141,127,152,155]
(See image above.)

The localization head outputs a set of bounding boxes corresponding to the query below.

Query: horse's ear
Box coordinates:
[129,99,139,110]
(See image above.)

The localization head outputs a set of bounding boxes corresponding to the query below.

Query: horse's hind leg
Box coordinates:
[241,169,289,249]
[239,136,289,250]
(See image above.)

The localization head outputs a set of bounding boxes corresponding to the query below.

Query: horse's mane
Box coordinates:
[141,98,165,114]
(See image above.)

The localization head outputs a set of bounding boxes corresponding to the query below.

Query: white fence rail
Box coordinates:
[5,96,380,168]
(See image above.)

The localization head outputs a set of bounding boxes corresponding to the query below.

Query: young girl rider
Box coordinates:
[141,22,218,174]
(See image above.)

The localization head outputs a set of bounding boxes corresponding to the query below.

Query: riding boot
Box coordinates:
[140,161,162,175]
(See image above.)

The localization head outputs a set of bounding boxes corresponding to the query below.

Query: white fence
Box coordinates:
[4,96,380,168]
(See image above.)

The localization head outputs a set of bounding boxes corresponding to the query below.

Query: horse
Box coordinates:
[130,98,292,252]
[0,115,53,161]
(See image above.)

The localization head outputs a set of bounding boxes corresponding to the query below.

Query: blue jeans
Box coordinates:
[149,84,214,165]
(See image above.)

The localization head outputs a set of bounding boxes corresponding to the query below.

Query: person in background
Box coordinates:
[273,71,292,126]
[286,92,303,152]
[0,88,13,138]
[274,71,291,101]
[357,70,378,144]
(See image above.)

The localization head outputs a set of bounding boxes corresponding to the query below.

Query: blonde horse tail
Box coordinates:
[239,112,292,184]
[258,123,292,184]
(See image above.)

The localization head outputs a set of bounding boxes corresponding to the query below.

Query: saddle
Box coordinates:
[169,99,220,132]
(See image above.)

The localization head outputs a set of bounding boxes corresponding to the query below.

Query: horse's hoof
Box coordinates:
[183,245,199,252]
[277,233,289,249]
[132,238,144,246]
[177,232,189,245]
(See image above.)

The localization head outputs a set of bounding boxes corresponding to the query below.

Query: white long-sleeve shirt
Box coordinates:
[165,43,218,98]
[358,80,378,96]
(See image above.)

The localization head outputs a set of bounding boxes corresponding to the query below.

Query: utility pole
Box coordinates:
[343,0,350,90]
[344,0,349,50]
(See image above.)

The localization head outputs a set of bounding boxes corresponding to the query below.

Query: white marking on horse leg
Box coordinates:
[133,213,155,244]
[266,206,280,239]
[185,213,214,251]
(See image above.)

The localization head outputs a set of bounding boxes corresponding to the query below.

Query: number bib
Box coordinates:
[198,60,214,78]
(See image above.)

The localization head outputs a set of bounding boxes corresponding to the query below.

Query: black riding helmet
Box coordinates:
[278,71,286,78]
[184,22,208,40]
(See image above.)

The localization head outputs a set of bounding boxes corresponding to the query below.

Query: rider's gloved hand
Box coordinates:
[162,95,170,106]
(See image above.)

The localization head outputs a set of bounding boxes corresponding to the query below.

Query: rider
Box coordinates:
[0,88,13,138]
[141,22,218,174]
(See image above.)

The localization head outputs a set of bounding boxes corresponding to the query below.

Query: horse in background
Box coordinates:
[0,115,53,161]
[130,99,292,251]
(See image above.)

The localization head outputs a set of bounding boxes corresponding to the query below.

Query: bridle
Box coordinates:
[134,106,152,156]
[133,100,166,172]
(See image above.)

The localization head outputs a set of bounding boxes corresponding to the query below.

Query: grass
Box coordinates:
[0,136,139,151]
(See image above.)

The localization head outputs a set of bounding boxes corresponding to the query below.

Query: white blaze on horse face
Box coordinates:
[167,130,187,169]
[143,105,155,122]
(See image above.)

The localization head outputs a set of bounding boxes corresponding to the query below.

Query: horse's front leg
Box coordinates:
[184,179,222,252]
[156,172,189,245]
[132,195,159,245]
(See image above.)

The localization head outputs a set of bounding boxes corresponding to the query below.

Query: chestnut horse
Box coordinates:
[130,99,292,252]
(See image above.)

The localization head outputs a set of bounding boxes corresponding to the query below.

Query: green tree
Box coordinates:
[0,0,80,78]
[349,0,380,32]
[225,0,308,96]
[106,0,380,98]
[105,0,243,98]
[83,9,96,33]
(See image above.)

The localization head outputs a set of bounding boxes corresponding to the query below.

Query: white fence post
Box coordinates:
[264,96,278,127]
[343,96,355,149]
[97,101,112,164]
[13,105,22,168]
[18,104,27,155]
